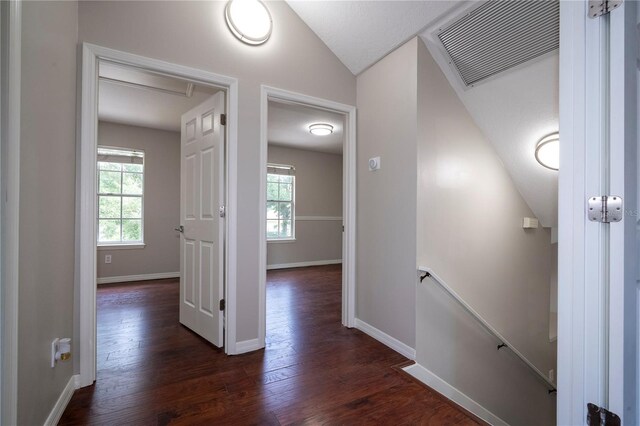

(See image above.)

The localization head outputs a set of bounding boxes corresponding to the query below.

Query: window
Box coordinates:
[97,147,144,245]
[266,164,295,240]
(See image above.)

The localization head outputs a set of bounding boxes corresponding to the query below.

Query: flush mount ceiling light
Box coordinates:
[309,123,333,136]
[225,0,273,45]
[535,132,559,171]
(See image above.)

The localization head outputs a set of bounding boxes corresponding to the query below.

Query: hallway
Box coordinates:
[60,265,478,425]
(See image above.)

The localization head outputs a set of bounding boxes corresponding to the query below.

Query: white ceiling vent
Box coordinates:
[438,1,559,87]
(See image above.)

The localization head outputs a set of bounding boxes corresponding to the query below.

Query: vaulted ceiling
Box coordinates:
[287,0,559,227]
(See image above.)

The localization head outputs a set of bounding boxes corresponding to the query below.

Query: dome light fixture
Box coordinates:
[535,132,559,171]
[309,123,333,136]
[225,0,273,46]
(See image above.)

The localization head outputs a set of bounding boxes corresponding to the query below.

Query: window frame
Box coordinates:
[96,145,145,247]
[266,164,295,242]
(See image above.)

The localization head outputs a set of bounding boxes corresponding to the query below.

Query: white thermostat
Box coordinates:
[368,156,381,171]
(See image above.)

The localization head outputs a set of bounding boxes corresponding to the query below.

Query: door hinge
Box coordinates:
[219,205,226,218]
[588,0,622,18]
[220,113,226,126]
[588,195,623,223]
[219,299,225,311]
[587,403,621,426]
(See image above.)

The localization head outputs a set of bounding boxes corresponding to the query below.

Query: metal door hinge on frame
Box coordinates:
[587,403,621,426]
[588,0,622,18]
[588,195,623,223]
[219,299,226,311]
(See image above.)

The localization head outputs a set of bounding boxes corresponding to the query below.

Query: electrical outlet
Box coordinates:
[105,255,112,264]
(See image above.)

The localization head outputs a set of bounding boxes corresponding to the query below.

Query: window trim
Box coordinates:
[97,145,145,246]
[266,164,295,241]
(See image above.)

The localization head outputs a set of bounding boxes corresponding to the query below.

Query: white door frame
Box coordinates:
[77,43,239,388]
[558,1,638,423]
[0,1,21,423]
[258,85,356,348]
[558,0,606,423]
[608,0,638,421]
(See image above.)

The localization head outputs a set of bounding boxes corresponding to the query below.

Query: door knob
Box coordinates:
[174,225,184,233]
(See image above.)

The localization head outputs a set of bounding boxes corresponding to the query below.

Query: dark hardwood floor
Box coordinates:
[60,264,479,425]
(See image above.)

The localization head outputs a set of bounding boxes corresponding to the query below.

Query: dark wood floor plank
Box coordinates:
[60,265,478,425]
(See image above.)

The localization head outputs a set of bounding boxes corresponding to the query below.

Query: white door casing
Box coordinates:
[559,1,639,424]
[179,93,225,346]
[1,1,21,423]
[608,0,638,422]
[78,44,239,387]
[258,86,357,350]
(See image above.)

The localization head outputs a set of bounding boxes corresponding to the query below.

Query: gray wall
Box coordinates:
[78,1,356,343]
[266,145,342,267]
[415,39,556,423]
[355,38,418,348]
[96,122,180,279]
[18,2,78,424]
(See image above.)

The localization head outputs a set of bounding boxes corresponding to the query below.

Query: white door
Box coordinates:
[179,92,225,347]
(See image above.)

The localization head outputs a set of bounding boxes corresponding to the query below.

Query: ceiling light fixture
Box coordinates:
[535,132,559,171]
[309,123,333,136]
[225,0,273,46]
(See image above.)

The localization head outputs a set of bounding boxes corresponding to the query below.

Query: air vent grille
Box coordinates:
[438,1,559,87]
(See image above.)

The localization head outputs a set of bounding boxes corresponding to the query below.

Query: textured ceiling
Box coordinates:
[286,0,461,75]
[268,101,344,155]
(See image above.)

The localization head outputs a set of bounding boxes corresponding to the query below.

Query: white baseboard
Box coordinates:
[97,271,179,285]
[403,363,508,426]
[44,374,79,426]
[266,259,342,270]
[234,338,261,354]
[354,318,416,360]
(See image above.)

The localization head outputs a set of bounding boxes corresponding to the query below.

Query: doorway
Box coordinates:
[77,44,239,387]
[264,99,345,351]
[258,86,357,348]
[95,61,226,348]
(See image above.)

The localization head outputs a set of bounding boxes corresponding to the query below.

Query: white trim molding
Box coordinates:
[558,2,613,423]
[1,1,21,423]
[97,272,180,285]
[403,364,508,426]
[97,244,146,251]
[354,318,416,360]
[43,375,80,426]
[259,86,357,352]
[234,338,261,354]
[77,43,240,387]
[267,259,342,270]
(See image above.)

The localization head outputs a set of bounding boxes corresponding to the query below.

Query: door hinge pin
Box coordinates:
[588,0,622,18]
[220,113,226,126]
[219,299,225,311]
[587,195,623,223]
